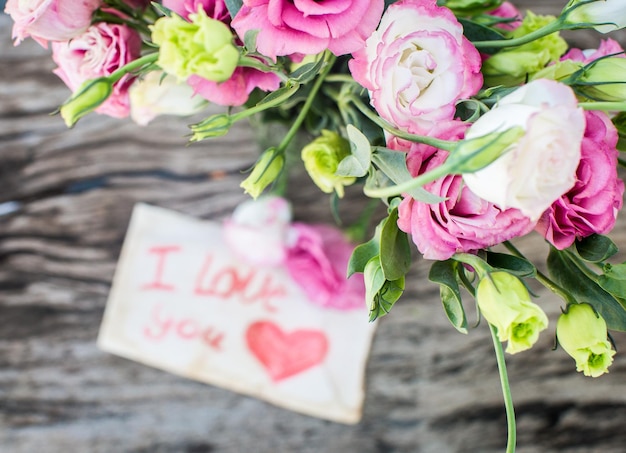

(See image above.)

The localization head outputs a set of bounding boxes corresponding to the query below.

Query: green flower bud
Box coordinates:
[301,130,355,198]
[576,57,626,102]
[59,77,112,128]
[557,303,615,377]
[564,0,626,34]
[240,148,284,199]
[151,8,239,83]
[482,12,567,86]
[190,113,232,141]
[530,59,583,83]
[476,272,549,354]
[450,126,524,173]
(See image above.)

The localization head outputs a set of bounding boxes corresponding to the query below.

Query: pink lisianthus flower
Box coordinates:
[488,1,522,31]
[51,21,142,118]
[163,0,230,22]
[349,0,482,137]
[5,0,102,47]
[536,111,624,250]
[561,38,625,64]
[231,0,384,59]
[285,223,365,311]
[392,127,535,261]
[189,65,281,106]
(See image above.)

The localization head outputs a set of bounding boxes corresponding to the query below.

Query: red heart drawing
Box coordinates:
[245,321,329,382]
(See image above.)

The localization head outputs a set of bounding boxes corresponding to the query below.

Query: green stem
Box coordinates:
[452,253,493,280]
[472,19,563,49]
[489,324,517,453]
[109,53,159,82]
[346,95,456,151]
[363,159,455,199]
[276,51,336,153]
[230,84,301,123]
[325,74,358,84]
[238,56,289,82]
[579,101,626,111]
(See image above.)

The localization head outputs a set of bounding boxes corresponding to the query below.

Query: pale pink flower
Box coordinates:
[223,196,293,266]
[349,0,482,136]
[488,1,522,31]
[462,79,586,221]
[392,129,534,261]
[536,111,624,249]
[163,0,230,22]
[285,223,365,311]
[561,38,625,64]
[5,0,102,46]
[231,0,384,59]
[51,21,142,119]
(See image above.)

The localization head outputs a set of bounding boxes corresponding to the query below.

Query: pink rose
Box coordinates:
[393,132,534,261]
[189,65,281,106]
[536,111,624,250]
[5,0,102,46]
[349,0,482,136]
[561,38,625,64]
[52,21,142,119]
[231,0,384,59]
[285,223,365,311]
[163,0,230,22]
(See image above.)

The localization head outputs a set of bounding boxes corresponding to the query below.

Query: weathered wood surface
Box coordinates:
[2,4,626,452]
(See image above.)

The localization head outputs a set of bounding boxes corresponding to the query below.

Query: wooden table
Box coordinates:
[2,4,626,452]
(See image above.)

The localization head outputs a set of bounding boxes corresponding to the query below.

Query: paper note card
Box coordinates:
[98,203,377,424]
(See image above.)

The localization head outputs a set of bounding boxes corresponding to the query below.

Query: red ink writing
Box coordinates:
[143,304,224,351]
[141,245,180,291]
[194,254,285,312]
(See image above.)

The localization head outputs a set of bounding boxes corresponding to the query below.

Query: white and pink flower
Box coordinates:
[462,79,586,221]
[5,0,102,46]
[349,0,482,136]
[52,21,142,119]
[231,0,384,59]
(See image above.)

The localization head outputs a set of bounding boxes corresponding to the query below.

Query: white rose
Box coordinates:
[129,71,207,126]
[462,79,585,221]
[565,0,626,34]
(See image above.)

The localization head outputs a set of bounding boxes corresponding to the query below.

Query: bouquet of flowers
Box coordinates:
[6,0,626,449]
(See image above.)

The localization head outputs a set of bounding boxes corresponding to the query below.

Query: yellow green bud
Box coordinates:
[301,130,355,198]
[190,113,232,141]
[576,57,626,102]
[450,126,524,173]
[557,303,615,377]
[530,59,583,83]
[482,12,567,86]
[151,9,239,83]
[240,148,284,199]
[60,77,112,128]
[476,271,549,354]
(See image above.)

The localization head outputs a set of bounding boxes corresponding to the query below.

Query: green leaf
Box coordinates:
[429,260,467,334]
[371,148,445,203]
[348,227,381,278]
[369,276,405,322]
[224,0,243,19]
[336,125,372,177]
[256,83,300,107]
[439,0,505,16]
[574,234,618,263]
[458,18,506,55]
[380,207,411,281]
[486,251,536,278]
[598,263,626,306]
[243,30,259,52]
[289,59,325,84]
[547,248,626,331]
[364,256,386,311]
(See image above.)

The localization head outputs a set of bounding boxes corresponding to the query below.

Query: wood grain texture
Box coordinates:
[2,3,626,452]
